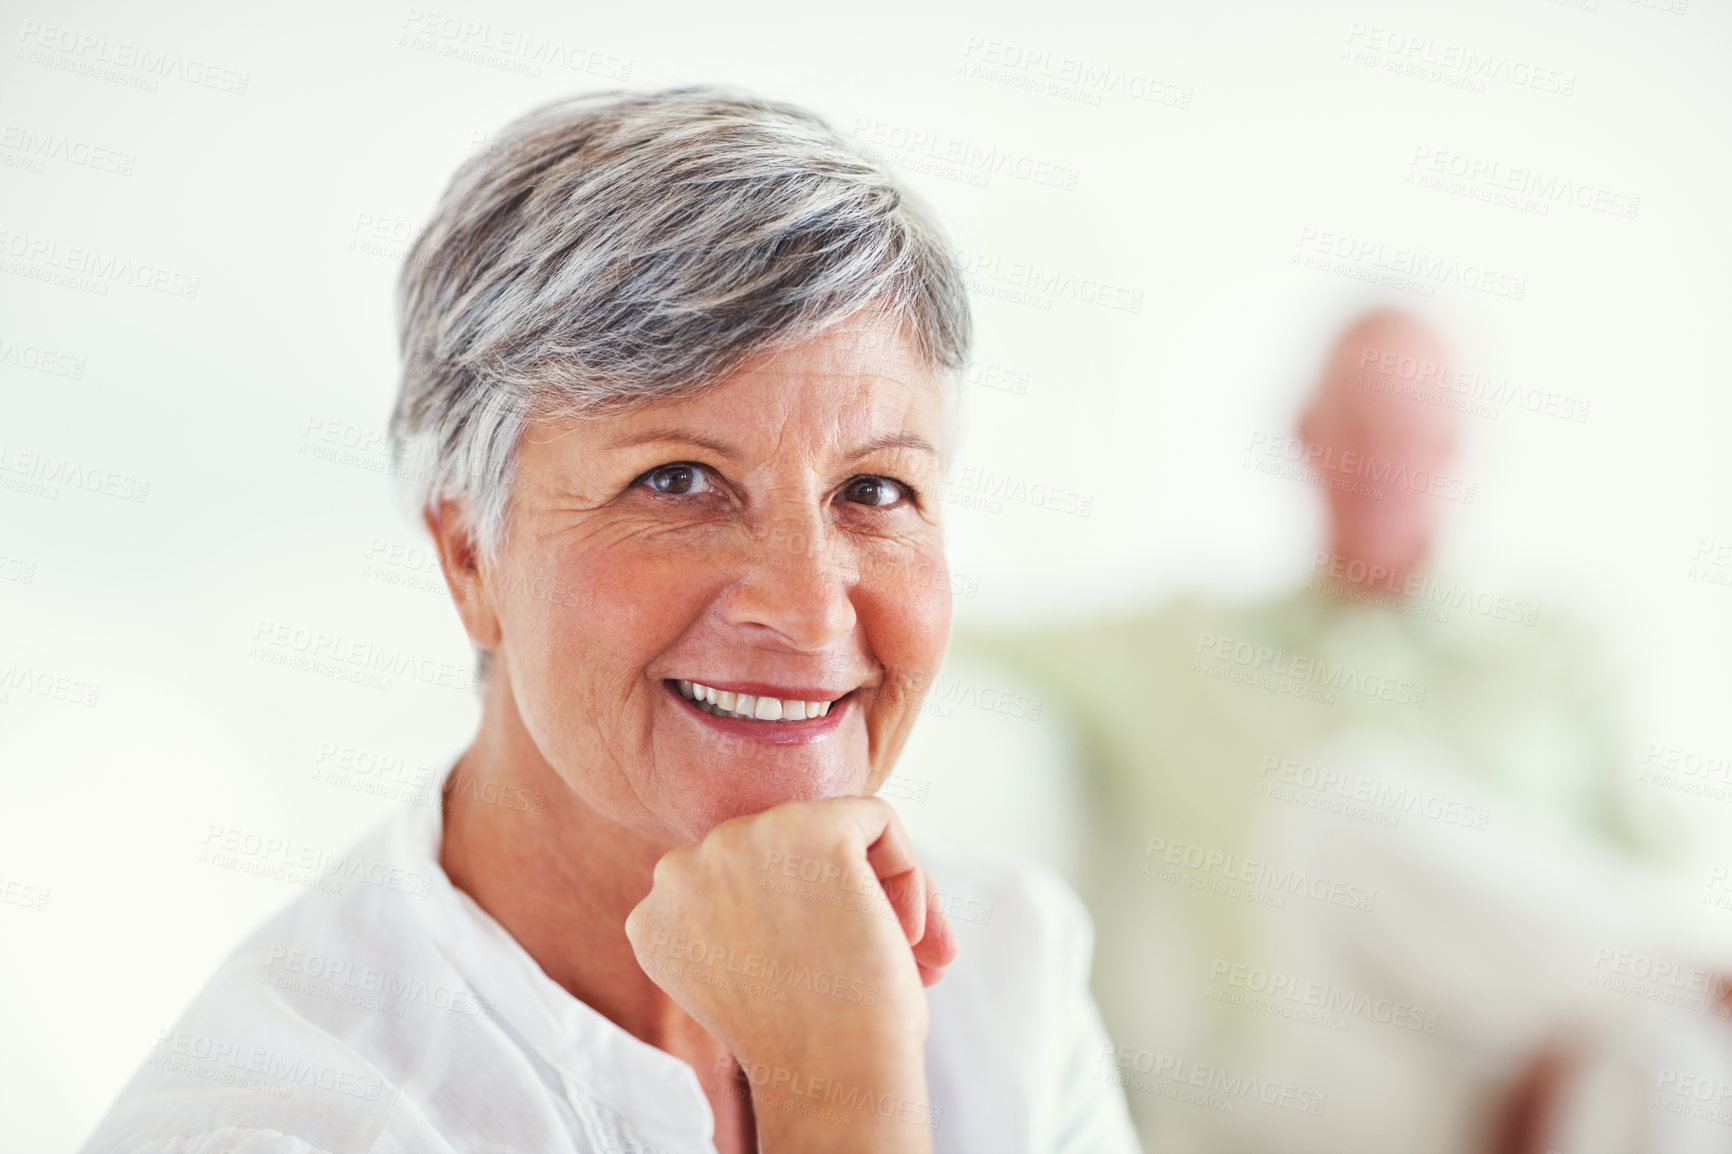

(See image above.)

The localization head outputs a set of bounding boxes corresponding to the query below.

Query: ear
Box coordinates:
[424,500,502,652]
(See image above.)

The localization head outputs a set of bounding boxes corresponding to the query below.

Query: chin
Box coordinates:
[675,759,865,836]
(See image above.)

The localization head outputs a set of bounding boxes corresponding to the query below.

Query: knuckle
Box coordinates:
[866,793,901,831]
[754,803,803,840]
[650,847,684,888]
[710,812,754,850]
[810,829,854,865]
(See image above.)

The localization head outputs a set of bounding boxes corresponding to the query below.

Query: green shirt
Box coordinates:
[959,577,1651,1000]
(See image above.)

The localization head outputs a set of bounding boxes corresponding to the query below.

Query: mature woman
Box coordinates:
[83,88,1137,1154]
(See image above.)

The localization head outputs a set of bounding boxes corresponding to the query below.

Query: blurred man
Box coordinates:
[950,309,1676,1153]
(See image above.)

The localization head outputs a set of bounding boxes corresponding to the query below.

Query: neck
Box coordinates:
[1324,537,1426,599]
[437,670,718,1057]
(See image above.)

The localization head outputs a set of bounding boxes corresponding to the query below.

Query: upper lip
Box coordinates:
[669,678,859,702]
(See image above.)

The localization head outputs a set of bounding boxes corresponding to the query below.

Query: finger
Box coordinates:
[911,867,960,986]
[623,892,653,952]
[876,866,927,946]
[847,796,920,881]
[831,797,928,945]
[1485,1041,1575,1154]
[916,959,949,987]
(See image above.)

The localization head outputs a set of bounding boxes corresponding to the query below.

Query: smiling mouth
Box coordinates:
[671,679,847,723]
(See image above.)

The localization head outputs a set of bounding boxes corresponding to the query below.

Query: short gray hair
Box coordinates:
[390,85,972,559]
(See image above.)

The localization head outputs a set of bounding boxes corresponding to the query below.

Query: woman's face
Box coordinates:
[469,320,951,844]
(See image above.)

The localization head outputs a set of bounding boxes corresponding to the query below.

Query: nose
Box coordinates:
[720,507,860,652]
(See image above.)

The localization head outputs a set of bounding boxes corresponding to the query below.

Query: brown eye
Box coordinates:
[640,464,714,495]
[843,476,906,508]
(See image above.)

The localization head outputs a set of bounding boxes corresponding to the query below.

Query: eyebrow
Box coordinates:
[602,426,741,458]
[603,427,938,464]
[848,431,938,463]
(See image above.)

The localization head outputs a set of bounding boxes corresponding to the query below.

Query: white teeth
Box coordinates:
[676,680,841,723]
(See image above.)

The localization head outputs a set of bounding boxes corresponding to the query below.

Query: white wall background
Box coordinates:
[1,0,1728,1148]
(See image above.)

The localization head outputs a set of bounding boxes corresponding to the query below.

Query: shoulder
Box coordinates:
[917,845,1140,1153]
[923,846,1091,953]
[77,812,523,1154]
[918,845,1096,1023]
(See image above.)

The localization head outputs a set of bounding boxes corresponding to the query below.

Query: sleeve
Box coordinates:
[1026,869,1144,1154]
[1559,622,1674,859]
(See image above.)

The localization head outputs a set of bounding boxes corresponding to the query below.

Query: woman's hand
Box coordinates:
[624,796,960,1153]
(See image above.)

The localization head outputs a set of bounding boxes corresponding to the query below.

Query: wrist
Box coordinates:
[746,1049,934,1154]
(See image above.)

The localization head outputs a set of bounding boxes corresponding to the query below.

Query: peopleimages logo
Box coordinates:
[0,443,149,502]
[954,248,1143,314]
[1307,554,1538,627]
[1353,341,1591,425]
[1256,756,1492,831]
[646,928,881,1007]
[262,945,497,1020]
[0,661,101,707]
[199,824,434,897]
[1246,432,1477,504]
[1292,226,1526,301]
[249,619,479,695]
[1143,834,1378,912]
[956,37,1193,110]
[1207,958,1442,1034]
[0,333,87,379]
[1407,146,1640,220]
[1193,630,1427,710]
[938,463,1094,517]
[147,1031,383,1101]
[1586,946,1728,1018]
[1096,1043,1327,1116]
[0,123,136,176]
[1341,23,1576,96]
[15,21,251,95]
[851,118,1082,191]
[0,226,200,299]
[396,8,632,81]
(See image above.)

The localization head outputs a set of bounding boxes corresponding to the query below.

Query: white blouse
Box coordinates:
[80,798,1141,1153]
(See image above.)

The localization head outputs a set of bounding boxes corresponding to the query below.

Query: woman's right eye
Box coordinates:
[637,463,715,496]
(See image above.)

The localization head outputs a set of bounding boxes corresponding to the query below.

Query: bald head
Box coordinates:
[1304,310,1456,438]
[1299,309,1461,592]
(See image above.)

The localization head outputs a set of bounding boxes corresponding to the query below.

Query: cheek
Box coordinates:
[495,536,716,739]
[858,547,953,713]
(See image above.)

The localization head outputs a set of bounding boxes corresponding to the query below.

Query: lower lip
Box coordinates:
[667,682,851,745]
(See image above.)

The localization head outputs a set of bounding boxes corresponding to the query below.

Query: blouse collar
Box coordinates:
[395,792,717,1148]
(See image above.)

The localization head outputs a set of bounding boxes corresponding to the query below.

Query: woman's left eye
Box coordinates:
[638,463,715,495]
[842,475,908,508]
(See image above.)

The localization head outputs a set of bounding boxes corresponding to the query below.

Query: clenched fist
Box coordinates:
[625,796,960,1153]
